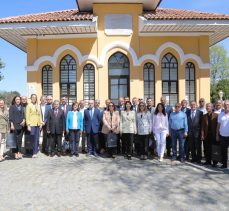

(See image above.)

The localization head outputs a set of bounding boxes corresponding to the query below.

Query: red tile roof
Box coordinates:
[0,9,94,24]
[0,8,228,24]
[143,8,229,20]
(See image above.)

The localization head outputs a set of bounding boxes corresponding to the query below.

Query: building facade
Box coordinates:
[0,0,229,105]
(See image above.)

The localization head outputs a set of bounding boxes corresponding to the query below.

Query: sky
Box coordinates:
[0,0,229,95]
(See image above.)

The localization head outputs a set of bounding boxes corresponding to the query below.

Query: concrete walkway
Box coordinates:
[0,154,228,211]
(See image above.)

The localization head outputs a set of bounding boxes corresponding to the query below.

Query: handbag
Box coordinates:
[6,133,16,149]
[107,132,117,148]
[212,144,222,162]
[24,134,35,150]
[62,140,70,152]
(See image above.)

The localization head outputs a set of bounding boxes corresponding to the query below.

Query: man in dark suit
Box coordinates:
[201,103,218,166]
[160,96,173,157]
[60,96,72,117]
[84,100,101,157]
[187,101,203,163]
[181,99,191,160]
[47,100,65,157]
[40,96,53,154]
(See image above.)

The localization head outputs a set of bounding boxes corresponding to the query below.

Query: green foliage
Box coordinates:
[210,45,229,85]
[0,91,21,106]
[210,79,229,103]
[0,58,5,81]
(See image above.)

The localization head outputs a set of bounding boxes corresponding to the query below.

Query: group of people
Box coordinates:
[0,94,228,169]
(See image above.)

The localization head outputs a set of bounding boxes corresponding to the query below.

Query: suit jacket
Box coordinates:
[165,105,173,118]
[60,104,72,118]
[9,105,25,130]
[201,112,218,140]
[120,111,137,134]
[187,109,203,138]
[47,108,65,135]
[0,108,9,133]
[181,107,191,117]
[102,111,120,134]
[84,108,101,134]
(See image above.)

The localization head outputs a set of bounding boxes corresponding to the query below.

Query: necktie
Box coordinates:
[191,111,194,120]
[55,110,58,117]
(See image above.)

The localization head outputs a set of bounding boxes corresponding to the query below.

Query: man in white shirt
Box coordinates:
[217,100,229,169]
[79,100,87,153]
[198,98,207,115]
[214,100,224,114]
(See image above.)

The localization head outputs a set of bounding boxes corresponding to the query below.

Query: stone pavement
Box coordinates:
[0,154,228,211]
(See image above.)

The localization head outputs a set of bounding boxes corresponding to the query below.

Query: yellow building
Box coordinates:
[0,0,229,105]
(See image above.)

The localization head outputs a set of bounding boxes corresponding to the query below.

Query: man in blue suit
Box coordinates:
[84,100,101,156]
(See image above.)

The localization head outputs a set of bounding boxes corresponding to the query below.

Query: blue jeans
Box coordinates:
[69,129,81,155]
[171,129,185,160]
[31,126,40,155]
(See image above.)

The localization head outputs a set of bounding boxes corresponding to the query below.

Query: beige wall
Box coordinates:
[27,3,211,106]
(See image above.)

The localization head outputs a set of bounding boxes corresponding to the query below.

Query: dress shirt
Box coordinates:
[152,113,169,134]
[72,111,78,129]
[169,111,188,133]
[218,112,229,136]
[79,108,86,119]
[40,104,45,122]
[191,109,196,120]
[198,107,207,115]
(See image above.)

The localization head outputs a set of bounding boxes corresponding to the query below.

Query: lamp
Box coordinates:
[218,90,224,101]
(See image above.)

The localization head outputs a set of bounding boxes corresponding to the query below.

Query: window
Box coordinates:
[83,64,95,100]
[162,53,178,106]
[185,62,196,102]
[108,52,129,105]
[144,63,155,101]
[42,65,53,96]
[60,55,77,104]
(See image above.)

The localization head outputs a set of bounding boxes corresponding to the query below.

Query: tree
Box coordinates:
[0,58,5,81]
[0,91,21,106]
[210,45,229,85]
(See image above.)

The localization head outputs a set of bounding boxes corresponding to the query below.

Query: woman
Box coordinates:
[120,101,136,160]
[9,96,25,159]
[0,99,9,162]
[152,103,169,162]
[102,102,120,158]
[136,102,152,160]
[66,101,83,157]
[26,94,42,158]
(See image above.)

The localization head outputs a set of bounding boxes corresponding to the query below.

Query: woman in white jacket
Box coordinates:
[152,103,169,162]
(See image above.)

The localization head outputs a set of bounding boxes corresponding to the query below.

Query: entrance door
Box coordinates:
[108,52,129,105]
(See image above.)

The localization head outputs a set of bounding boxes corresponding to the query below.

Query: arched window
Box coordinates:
[42,65,53,96]
[83,64,95,100]
[144,63,155,101]
[185,62,196,102]
[60,55,77,104]
[108,52,129,105]
[162,53,178,106]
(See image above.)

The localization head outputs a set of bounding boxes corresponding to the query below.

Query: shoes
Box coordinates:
[140,155,144,160]
[75,154,79,157]
[171,156,176,161]
[111,155,116,159]
[220,165,227,169]
[180,159,185,163]
[93,153,98,157]
[57,152,61,157]
[32,154,38,158]
[127,155,132,160]
[159,157,163,162]
[143,155,148,160]
[81,150,87,154]
[212,163,217,167]
[203,161,211,165]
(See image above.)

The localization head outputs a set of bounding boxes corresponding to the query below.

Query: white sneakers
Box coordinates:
[159,156,163,162]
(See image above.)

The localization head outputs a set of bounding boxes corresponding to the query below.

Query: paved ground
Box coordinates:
[0,153,228,211]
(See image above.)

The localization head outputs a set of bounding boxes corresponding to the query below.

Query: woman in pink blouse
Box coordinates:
[152,103,169,162]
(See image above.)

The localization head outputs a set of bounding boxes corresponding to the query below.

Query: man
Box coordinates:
[117,97,125,111]
[181,99,191,160]
[169,103,188,162]
[146,97,156,156]
[21,96,28,108]
[60,96,71,117]
[198,98,207,115]
[40,96,52,154]
[79,100,87,153]
[132,97,138,112]
[124,96,130,103]
[217,100,229,169]
[84,100,101,156]
[214,100,224,114]
[138,97,144,103]
[201,103,218,165]
[161,96,173,157]
[47,100,65,157]
[188,101,203,163]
